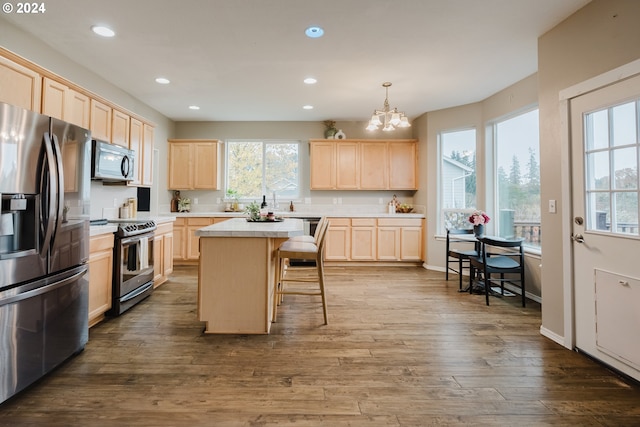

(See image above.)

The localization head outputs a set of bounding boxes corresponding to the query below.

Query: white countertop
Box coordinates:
[163,211,424,219]
[195,217,305,238]
[89,216,176,237]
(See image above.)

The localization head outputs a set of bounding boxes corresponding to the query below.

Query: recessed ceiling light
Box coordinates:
[305,26,324,38]
[91,25,115,38]
[303,77,317,85]
[155,77,170,84]
[188,105,200,110]
[303,105,314,110]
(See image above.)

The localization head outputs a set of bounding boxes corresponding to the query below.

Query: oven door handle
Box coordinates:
[120,281,154,303]
[119,234,153,246]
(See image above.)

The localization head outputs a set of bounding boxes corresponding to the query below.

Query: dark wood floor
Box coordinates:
[2,265,640,426]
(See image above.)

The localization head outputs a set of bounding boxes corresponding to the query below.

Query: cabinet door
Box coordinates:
[400,227,423,261]
[168,143,193,189]
[187,218,214,260]
[360,142,388,189]
[310,141,336,189]
[142,124,154,186]
[153,234,163,285]
[90,99,112,142]
[325,219,350,261]
[111,109,130,147]
[389,141,417,190]
[41,77,67,120]
[66,89,90,128]
[172,222,187,260]
[129,117,143,186]
[163,232,174,277]
[351,226,376,260]
[377,227,401,261]
[0,56,41,112]
[88,234,114,327]
[336,142,359,189]
[193,142,218,189]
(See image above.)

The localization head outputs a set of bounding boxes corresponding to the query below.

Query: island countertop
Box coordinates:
[195,217,304,238]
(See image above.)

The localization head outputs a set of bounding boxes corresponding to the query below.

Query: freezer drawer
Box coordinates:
[0,265,88,404]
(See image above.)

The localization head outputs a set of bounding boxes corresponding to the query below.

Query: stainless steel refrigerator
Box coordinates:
[0,102,91,404]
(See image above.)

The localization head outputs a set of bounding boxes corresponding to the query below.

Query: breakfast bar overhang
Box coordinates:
[195,218,304,334]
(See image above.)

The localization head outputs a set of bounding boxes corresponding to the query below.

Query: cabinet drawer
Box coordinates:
[156,222,173,235]
[378,218,422,227]
[351,218,377,227]
[173,217,186,226]
[328,218,350,227]
[187,217,214,226]
[90,233,114,253]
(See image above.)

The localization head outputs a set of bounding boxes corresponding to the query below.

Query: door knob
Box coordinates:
[571,234,585,243]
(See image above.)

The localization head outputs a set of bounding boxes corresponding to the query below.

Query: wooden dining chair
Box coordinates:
[272,220,329,324]
[446,228,479,291]
[289,216,328,245]
[469,236,525,306]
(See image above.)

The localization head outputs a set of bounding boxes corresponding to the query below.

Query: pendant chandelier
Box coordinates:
[366,82,411,131]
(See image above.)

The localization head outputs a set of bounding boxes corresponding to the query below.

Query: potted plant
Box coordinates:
[226,188,240,211]
[245,201,260,221]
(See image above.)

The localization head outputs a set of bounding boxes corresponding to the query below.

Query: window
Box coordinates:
[492,108,540,248]
[439,128,477,232]
[584,100,639,236]
[226,140,300,200]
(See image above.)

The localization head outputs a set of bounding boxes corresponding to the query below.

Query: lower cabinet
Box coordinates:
[153,222,174,287]
[88,233,114,327]
[173,217,229,264]
[325,217,424,262]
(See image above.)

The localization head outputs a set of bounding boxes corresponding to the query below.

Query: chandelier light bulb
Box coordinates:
[365,82,410,132]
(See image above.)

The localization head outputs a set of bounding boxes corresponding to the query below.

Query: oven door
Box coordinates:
[118,233,154,296]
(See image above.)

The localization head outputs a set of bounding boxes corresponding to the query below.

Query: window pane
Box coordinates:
[586,109,609,150]
[439,129,476,231]
[265,143,299,199]
[495,109,540,247]
[586,151,610,190]
[615,192,638,234]
[611,102,636,147]
[613,147,637,190]
[588,192,610,231]
[227,142,262,198]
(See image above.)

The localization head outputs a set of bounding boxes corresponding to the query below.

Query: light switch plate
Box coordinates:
[548,199,557,213]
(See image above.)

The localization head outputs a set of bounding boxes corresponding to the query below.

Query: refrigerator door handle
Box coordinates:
[40,132,58,255]
[50,133,65,243]
[0,266,87,307]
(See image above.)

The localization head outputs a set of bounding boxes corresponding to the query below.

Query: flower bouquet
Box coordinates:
[468,211,490,225]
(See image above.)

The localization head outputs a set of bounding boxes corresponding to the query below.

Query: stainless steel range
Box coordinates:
[108,220,156,316]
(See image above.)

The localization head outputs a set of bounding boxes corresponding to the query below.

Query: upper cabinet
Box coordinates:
[111,108,130,148]
[0,55,42,112]
[168,139,220,190]
[42,77,90,128]
[309,139,418,191]
[89,99,112,142]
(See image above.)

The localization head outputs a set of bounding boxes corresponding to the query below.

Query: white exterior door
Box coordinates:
[570,73,640,381]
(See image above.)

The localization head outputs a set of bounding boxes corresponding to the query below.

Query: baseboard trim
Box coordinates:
[540,326,568,348]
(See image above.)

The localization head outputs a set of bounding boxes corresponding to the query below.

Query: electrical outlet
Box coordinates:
[548,199,557,214]
[216,198,221,204]
[194,198,199,205]
[113,198,118,207]
[332,198,337,205]
[338,197,342,205]
[378,198,383,204]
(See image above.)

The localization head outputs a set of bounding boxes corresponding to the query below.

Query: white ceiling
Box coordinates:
[2,0,590,122]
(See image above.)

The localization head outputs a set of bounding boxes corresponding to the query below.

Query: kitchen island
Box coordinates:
[195,218,304,334]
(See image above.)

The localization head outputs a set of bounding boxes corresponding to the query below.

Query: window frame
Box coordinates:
[224,139,301,201]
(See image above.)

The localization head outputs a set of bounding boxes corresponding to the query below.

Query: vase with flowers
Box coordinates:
[323,120,337,139]
[469,211,490,237]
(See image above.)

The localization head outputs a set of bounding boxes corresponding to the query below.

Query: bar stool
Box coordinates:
[272,221,329,324]
[288,216,328,245]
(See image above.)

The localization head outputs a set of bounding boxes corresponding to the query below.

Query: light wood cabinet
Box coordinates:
[88,233,114,327]
[0,55,41,112]
[111,109,130,148]
[309,140,336,190]
[336,142,360,189]
[325,218,350,261]
[377,226,401,261]
[42,78,91,129]
[173,217,215,264]
[360,142,388,189]
[142,123,154,186]
[378,218,423,261]
[168,140,219,190]
[90,99,112,142]
[351,218,376,260]
[310,139,417,190]
[129,117,144,186]
[153,222,174,287]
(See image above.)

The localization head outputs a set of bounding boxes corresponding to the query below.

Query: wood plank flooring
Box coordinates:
[2,265,640,426]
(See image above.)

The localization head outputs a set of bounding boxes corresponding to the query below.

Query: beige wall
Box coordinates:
[538,0,640,338]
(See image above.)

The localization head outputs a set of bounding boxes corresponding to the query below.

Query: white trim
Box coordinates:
[540,326,566,348]
[559,58,640,101]
[558,59,640,352]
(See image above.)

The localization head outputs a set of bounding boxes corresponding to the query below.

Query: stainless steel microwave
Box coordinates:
[91,140,135,182]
